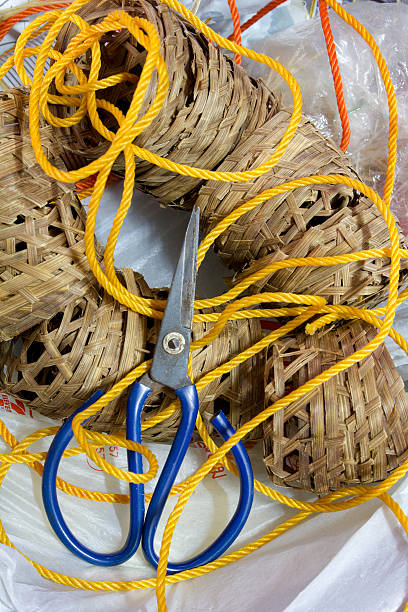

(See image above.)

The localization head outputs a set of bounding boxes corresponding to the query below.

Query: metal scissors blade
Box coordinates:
[149,206,200,390]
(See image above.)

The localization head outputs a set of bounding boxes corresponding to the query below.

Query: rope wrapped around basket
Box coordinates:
[0,277,264,439]
[0,89,264,438]
[53,0,408,309]
[263,319,408,495]
[0,0,406,471]
[35,0,408,489]
[0,1,407,609]
[3,0,407,476]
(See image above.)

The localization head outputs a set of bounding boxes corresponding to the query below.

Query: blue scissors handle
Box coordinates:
[141,385,254,574]
[42,388,145,566]
[41,207,255,571]
[42,384,254,571]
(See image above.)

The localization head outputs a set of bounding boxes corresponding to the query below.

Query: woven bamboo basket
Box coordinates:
[0,269,148,432]
[0,88,98,341]
[53,0,408,309]
[53,0,279,204]
[0,281,264,439]
[263,320,408,495]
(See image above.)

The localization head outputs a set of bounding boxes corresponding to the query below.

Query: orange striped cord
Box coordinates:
[228,0,287,39]
[319,0,351,151]
[0,2,71,42]
[226,0,242,64]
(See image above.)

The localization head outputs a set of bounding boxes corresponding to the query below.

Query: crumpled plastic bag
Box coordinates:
[0,394,407,612]
[244,1,408,235]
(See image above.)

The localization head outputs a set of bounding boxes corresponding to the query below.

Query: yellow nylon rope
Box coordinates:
[0,0,407,610]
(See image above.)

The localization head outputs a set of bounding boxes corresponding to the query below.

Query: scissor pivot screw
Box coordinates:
[163,332,185,355]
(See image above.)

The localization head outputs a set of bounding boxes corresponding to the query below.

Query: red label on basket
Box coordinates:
[0,393,33,418]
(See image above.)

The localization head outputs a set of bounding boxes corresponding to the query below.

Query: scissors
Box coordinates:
[42,206,254,573]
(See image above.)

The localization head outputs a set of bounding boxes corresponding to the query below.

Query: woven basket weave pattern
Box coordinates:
[0,269,148,431]
[0,89,97,341]
[54,0,279,206]
[0,3,406,476]
[199,109,408,307]
[1,282,265,438]
[263,321,408,494]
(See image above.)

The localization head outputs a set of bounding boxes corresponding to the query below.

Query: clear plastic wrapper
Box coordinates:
[184,0,308,39]
[244,1,408,235]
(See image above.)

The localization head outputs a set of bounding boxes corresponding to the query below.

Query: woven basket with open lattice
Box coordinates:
[263,320,408,495]
[0,1,406,471]
[0,280,264,439]
[0,88,98,341]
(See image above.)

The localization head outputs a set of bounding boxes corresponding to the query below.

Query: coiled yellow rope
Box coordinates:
[0,0,407,609]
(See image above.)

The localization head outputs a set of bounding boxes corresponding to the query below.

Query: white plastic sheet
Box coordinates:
[0,380,407,611]
[1,177,407,610]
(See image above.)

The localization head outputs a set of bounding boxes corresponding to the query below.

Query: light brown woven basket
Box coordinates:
[0,282,265,439]
[0,269,148,431]
[263,320,408,495]
[53,0,408,309]
[53,0,279,204]
[0,88,98,341]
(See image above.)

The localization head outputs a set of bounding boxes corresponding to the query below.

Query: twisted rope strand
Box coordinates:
[226,0,241,63]
[319,0,351,151]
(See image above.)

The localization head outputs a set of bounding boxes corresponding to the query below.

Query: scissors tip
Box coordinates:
[184,206,200,269]
[188,205,200,237]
